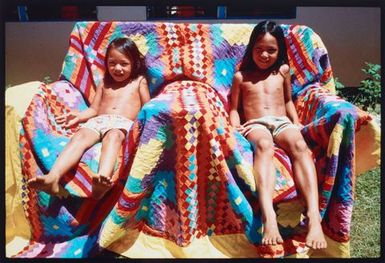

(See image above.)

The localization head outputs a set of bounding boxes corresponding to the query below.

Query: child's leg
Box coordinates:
[28,128,100,195]
[275,128,327,249]
[92,129,126,199]
[247,129,283,245]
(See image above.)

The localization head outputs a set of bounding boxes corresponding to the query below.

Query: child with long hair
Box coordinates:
[28,37,150,200]
[230,21,327,249]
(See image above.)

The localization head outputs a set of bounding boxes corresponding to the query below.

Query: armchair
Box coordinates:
[6,21,380,258]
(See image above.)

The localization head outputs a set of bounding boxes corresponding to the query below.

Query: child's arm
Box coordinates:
[138,76,150,106]
[281,64,301,126]
[56,84,102,128]
[229,71,243,129]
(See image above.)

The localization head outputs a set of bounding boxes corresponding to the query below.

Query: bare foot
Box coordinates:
[27,175,60,195]
[305,215,327,249]
[262,218,284,245]
[92,174,113,200]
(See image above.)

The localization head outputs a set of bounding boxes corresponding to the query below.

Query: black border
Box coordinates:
[2,0,384,263]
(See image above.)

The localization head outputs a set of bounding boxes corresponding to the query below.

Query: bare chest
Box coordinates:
[102,85,138,99]
[242,75,284,96]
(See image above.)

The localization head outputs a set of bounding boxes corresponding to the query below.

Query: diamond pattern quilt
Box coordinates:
[13,21,377,258]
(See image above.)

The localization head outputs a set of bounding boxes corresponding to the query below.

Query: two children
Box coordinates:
[28,37,150,200]
[230,21,327,249]
[29,21,326,249]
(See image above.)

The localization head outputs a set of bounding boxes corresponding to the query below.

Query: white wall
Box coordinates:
[97,6,147,21]
[5,7,380,87]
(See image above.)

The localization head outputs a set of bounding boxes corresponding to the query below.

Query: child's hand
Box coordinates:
[56,111,80,129]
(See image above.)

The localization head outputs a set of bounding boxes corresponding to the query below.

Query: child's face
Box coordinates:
[252,33,279,71]
[107,48,133,83]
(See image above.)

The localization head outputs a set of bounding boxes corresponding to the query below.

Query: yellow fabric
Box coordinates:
[5,82,42,254]
[5,106,31,244]
[235,162,255,191]
[327,123,344,157]
[309,236,350,258]
[130,138,164,180]
[6,237,30,258]
[130,33,150,56]
[355,118,381,175]
[5,81,380,258]
[5,81,42,117]
[107,230,230,258]
[220,24,254,46]
[105,229,349,258]
[106,231,316,258]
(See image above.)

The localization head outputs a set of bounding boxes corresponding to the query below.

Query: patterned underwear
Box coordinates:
[81,114,133,138]
[242,116,298,138]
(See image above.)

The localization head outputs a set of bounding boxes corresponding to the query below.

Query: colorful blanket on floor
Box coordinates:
[15,21,374,258]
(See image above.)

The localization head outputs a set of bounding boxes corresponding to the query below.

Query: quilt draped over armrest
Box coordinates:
[13,21,380,258]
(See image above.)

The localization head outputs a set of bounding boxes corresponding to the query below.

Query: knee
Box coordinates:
[104,129,125,144]
[70,130,90,146]
[254,138,274,156]
[289,139,309,158]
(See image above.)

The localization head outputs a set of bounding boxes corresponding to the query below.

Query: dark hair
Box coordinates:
[239,20,288,72]
[104,37,147,85]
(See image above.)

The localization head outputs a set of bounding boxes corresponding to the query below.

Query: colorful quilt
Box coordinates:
[14,21,376,258]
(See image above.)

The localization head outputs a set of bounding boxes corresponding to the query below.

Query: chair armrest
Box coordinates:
[295,85,371,131]
[296,84,372,160]
[6,81,43,117]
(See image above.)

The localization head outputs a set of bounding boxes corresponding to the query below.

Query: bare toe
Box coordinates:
[100,175,112,185]
[262,218,283,246]
[92,174,113,200]
[305,240,313,248]
[27,176,60,195]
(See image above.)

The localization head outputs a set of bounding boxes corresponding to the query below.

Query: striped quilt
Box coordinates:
[16,21,372,258]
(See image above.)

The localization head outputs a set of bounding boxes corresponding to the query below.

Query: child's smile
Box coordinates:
[252,33,279,70]
[107,48,133,82]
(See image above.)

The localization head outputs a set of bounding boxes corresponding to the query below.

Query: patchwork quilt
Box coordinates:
[13,21,377,258]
